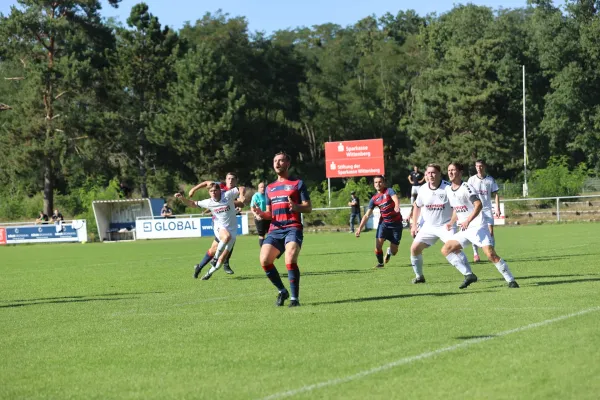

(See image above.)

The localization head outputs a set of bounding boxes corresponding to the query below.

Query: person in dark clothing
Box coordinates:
[348,191,361,233]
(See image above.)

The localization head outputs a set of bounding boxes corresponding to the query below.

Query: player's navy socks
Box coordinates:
[198,251,213,270]
[286,263,300,300]
[375,250,384,265]
[263,264,286,291]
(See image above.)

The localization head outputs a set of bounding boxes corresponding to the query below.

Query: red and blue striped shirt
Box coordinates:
[266,177,310,232]
[368,188,402,224]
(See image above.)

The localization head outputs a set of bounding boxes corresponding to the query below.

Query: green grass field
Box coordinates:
[2,223,600,399]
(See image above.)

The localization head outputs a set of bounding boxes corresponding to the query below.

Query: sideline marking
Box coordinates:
[262,307,600,400]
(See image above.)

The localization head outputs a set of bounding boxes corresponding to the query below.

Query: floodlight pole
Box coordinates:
[522,65,529,197]
[328,178,331,206]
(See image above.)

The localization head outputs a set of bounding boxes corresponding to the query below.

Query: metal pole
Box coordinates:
[523,65,528,197]
[556,197,560,222]
[328,178,331,207]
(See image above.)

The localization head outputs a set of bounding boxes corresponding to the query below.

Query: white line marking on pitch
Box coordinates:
[261,307,600,400]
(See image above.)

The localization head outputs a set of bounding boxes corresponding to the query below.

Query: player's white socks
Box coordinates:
[410,255,424,277]
[387,248,392,257]
[212,241,227,263]
[446,252,473,275]
[207,260,222,276]
[494,258,514,282]
[472,244,479,256]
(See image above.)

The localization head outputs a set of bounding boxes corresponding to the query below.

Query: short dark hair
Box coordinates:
[475,159,486,165]
[208,182,221,191]
[426,163,441,172]
[373,175,386,181]
[226,172,237,178]
[274,151,291,162]
[449,162,464,172]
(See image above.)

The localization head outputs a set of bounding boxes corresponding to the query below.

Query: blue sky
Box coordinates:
[2,0,531,33]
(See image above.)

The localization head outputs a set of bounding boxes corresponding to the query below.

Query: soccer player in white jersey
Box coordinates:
[467,159,500,262]
[410,163,478,289]
[442,162,519,288]
[176,183,240,280]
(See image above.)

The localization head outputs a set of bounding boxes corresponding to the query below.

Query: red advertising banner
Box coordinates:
[0,228,6,245]
[324,139,385,178]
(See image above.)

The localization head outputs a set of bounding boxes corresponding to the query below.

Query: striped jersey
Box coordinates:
[266,177,310,231]
[368,188,402,224]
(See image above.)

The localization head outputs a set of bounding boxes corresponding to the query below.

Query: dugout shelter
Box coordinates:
[92,198,163,242]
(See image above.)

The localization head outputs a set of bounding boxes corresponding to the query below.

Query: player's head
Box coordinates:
[257,181,266,193]
[413,165,419,172]
[425,163,442,186]
[225,172,237,188]
[273,151,291,176]
[373,175,386,192]
[475,159,486,177]
[208,182,222,200]
[447,162,464,183]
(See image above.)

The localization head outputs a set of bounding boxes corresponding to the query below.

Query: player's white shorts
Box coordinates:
[411,186,420,196]
[481,209,494,226]
[451,224,493,249]
[414,224,456,247]
[213,225,238,242]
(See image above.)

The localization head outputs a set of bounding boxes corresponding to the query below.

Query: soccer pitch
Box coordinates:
[2,224,600,399]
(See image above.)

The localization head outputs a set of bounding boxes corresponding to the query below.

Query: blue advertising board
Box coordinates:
[1,222,87,244]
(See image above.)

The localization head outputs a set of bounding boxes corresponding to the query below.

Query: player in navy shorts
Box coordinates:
[251,151,312,307]
[355,175,403,268]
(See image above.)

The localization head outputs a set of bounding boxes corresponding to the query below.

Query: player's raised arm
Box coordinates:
[252,204,272,221]
[355,208,373,237]
[237,186,247,204]
[175,193,198,208]
[188,180,214,198]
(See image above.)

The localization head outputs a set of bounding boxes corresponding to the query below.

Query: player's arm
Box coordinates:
[174,193,198,208]
[461,198,482,230]
[391,193,400,213]
[188,180,214,198]
[289,198,312,213]
[355,208,373,237]
[446,210,457,231]
[418,176,426,184]
[407,174,414,184]
[493,191,500,217]
[410,204,421,238]
[237,186,247,204]
[253,204,272,221]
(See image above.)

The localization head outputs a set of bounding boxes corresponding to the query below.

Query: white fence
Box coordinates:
[502,194,600,222]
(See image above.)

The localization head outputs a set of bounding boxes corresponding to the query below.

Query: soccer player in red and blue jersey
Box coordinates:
[251,151,312,307]
[355,175,403,268]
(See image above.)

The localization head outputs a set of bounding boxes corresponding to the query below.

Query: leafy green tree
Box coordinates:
[530,156,589,197]
[111,2,180,197]
[0,0,120,215]
[151,44,245,179]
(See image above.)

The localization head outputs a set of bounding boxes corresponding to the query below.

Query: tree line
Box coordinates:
[1,0,598,217]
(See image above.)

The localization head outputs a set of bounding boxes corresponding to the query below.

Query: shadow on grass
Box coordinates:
[506,253,600,263]
[535,278,600,286]
[233,269,372,280]
[514,274,594,280]
[455,335,496,340]
[309,291,480,306]
[3,291,164,303]
[0,297,139,309]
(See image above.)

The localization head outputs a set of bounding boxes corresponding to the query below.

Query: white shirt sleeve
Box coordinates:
[225,187,240,202]
[195,199,211,209]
